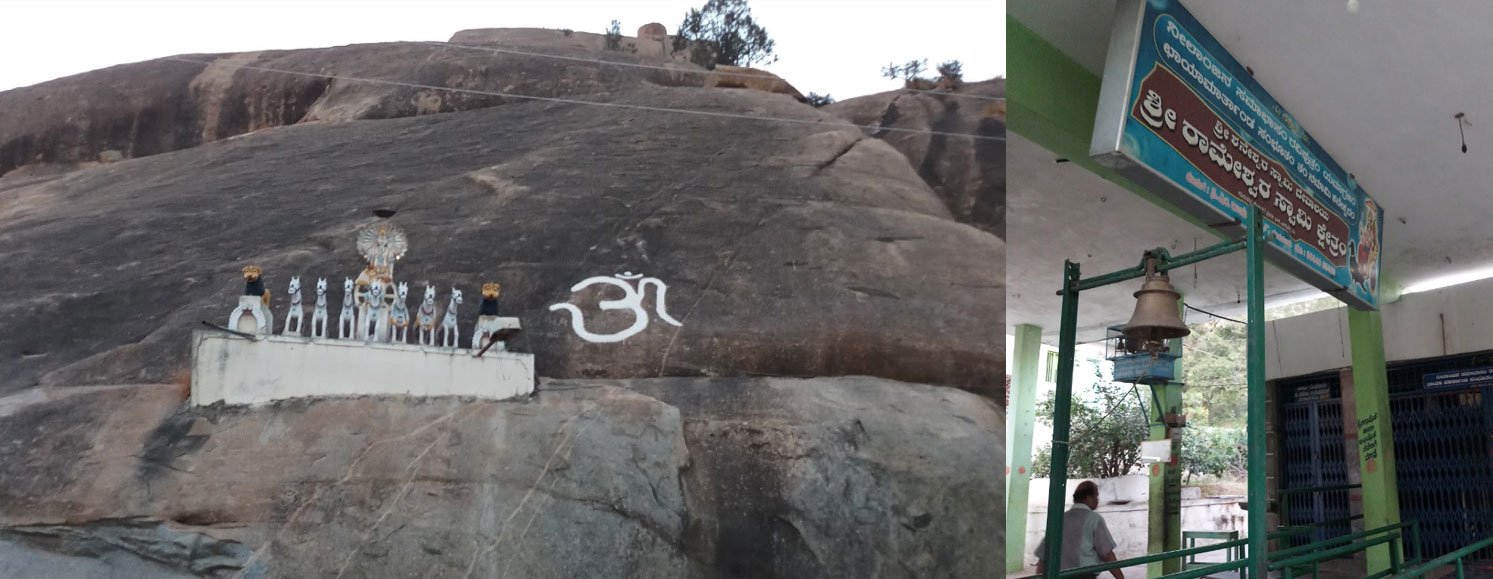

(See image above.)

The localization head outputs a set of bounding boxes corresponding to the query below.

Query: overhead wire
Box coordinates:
[422,40,1007,103]
[161,56,1003,142]
[1183,343,1241,365]
[1185,303,1246,325]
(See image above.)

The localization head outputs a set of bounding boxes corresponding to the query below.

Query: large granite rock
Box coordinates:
[0,377,1003,578]
[0,30,1004,579]
[0,82,1000,397]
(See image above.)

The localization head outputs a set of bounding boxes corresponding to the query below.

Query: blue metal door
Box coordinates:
[1279,376,1351,547]
[1389,378,1493,563]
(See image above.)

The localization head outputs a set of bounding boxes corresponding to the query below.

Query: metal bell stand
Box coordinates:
[1041,206,1267,578]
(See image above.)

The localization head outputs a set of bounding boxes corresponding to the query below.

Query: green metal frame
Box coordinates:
[1182,530,1242,570]
[1041,206,1269,578]
[1036,200,1492,579]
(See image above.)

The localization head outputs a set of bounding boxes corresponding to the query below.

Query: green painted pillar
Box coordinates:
[1145,382,1186,576]
[1007,324,1044,572]
[1348,309,1403,573]
[1162,381,1183,565]
[1147,305,1185,577]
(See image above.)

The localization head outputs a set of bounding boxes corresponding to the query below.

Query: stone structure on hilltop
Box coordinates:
[636,22,670,54]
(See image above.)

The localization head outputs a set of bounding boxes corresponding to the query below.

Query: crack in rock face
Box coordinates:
[825,78,1005,237]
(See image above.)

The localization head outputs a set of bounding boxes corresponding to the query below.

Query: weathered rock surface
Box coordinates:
[825,79,1005,237]
[0,377,1003,578]
[450,27,687,63]
[0,31,711,178]
[0,81,1000,397]
[0,29,1004,578]
[703,65,805,99]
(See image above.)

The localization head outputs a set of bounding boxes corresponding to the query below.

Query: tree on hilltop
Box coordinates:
[672,0,777,69]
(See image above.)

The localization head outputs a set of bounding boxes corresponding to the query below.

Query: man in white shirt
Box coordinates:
[1034,481,1123,579]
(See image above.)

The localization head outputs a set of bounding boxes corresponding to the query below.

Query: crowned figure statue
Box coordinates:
[353,213,408,342]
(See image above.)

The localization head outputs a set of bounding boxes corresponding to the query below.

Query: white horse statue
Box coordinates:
[415,284,439,346]
[389,282,411,343]
[282,276,304,336]
[338,277,357,339]
[364,281,386,342]
[310,278,330,338]
[440,288,463,348]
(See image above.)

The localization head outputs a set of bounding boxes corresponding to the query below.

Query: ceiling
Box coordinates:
[1007,133,1322,344]
[1008,0,1493,342]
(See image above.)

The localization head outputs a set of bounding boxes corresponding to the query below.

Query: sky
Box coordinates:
[0,0,1005,99]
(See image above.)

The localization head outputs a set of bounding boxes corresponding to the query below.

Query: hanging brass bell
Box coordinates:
[1123,258,1190,347]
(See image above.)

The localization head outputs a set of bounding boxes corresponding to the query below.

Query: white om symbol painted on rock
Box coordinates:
[550,272,682,343]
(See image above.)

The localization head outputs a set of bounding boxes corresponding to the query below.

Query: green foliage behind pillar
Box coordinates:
[1032,361,1149,479]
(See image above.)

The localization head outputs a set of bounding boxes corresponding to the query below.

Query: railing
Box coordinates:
[1052,539,1248,579]
[1271,531,1402,579]
[1268,522,1421,579]
[1272,513,1367,540]
[1277,483,1361,546]
[1278,483,1362,497]
[1183,530,1242,570]
[1274,519,1420,564]
[1031,521,1424,579]
[1393,535,1493,579]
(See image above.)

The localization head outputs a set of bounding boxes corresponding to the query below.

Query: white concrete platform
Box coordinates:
[190,330,535,406]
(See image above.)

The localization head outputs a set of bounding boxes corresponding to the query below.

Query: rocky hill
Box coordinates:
[0,28,1003,578]
[827,78,1004,238]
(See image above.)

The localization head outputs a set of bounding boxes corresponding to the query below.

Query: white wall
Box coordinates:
[1024,475,1152,566]
[1266,277,1493,379]
[1005,336,1111,456]
[191,331,535,406]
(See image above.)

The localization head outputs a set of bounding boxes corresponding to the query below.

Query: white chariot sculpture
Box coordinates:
[216,214,524,352]
[198,213,537,407]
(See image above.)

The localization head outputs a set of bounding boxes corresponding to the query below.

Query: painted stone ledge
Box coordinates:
[189,330,535,406]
